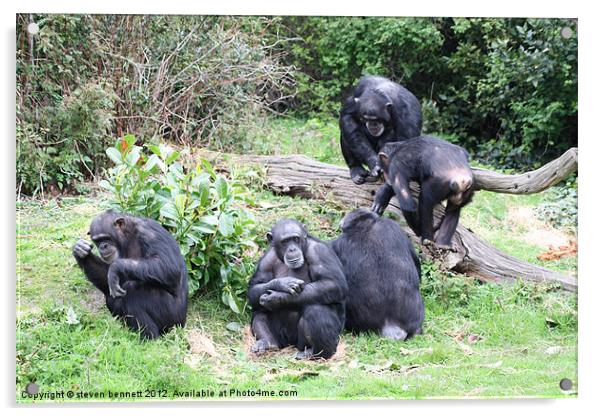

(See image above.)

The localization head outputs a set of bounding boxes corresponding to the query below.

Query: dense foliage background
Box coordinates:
[17,15,577,195]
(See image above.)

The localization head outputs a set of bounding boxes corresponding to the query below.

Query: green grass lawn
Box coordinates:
[16,117,578,402]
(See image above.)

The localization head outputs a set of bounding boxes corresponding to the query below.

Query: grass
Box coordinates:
[16,117,578,402]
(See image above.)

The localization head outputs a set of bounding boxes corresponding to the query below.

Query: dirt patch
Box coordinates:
[80,290,106,314]
[187,328,219,357]
[507,206,572,249]
[242,325,346,361]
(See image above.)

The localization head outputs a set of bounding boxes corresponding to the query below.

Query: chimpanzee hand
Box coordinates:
[362,157,382,183]
[108,265,127,298]
[259,290,292,311]
[73,239,93,259]
[270,277,305,295]
[366,164,382,181]
[350,167,370,185]
[371,199,385,216]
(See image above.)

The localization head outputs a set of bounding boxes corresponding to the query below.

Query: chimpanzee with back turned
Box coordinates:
[330,208,424,341]
[72,210,188,339]
[372,135,475,250]
[247,219,348,360]
[339,75,422,185]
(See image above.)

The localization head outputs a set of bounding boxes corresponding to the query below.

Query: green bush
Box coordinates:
[17,82,115,195]
[99,135,257,313]
[536,177,578,231]
[274,17,577,168]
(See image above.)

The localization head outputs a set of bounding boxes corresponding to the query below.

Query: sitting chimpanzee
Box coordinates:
[330,208,424,340]
[72,210,188,339]
[247,219,348,360]
[371,135,475,250]
[339,75,422,185]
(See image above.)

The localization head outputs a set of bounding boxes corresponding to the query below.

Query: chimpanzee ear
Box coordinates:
[114,217,126,230]
[266,232,273,243]
[378,151,389,164]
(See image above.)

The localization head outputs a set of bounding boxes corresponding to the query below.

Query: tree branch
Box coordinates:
[198,148,578,292]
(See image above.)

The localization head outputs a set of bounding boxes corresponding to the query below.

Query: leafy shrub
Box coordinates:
[274,17,577,168]
[100,135,258,313]
[536,177,578,231]
[17,15,295,195]
[17,82,116,195]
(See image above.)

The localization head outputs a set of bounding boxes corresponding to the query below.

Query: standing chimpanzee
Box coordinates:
[247,219,348,360]
[330,208,424,340]
[72,210,188,339]
[371,135,475,250]
[339,75,422,184]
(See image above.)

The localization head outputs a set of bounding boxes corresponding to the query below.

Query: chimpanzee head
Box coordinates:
[354,89,393,138]
[340,208,378,233]
[376,143,399,182]
[267,219,308,269]
[88,210,131,264]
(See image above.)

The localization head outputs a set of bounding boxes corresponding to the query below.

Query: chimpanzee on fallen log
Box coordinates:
[72,210,188,339]
[330,208,424,340]
[372,135,475,250]
[247,219,348,360]
[339,75,422,184]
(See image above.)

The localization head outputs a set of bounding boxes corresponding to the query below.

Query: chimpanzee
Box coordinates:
[247,219,348,360]
[371,135,475,250]
[330,208,424,340]
[339,75,422,184]
[72,210,188,339]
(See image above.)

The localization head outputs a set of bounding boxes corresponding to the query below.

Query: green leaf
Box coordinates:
[148,144,161,156]
[143,154,160,172]
[98,179,114,192]
[218,213,234,237]
[106,147,122,165]
[215,175,228,199]
[165,150,181,165]
[160,202,179,221]
[223,290,240,314]
[225,322,242,332]
[123,134,137,146]
[125,147,141,166]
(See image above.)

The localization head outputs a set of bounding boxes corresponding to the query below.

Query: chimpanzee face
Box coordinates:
[89,210,125,264]
[267,220,308,269]
[355,92,392,138]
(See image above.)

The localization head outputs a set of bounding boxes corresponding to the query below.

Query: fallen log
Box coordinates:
[199,148,578,292]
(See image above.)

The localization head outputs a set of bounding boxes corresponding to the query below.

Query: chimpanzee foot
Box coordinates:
[421,238,435,247]
[434,242,455,252]
[350,167,369,185]
[251,339,279,354]
[380,323,408,341]
[295,347,315,360]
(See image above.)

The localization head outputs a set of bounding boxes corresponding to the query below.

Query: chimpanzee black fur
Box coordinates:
[330,208,424,340]
[339,75,422,184]
[247,219,348,360]
[72,210,188,339]
[372,135,475,250]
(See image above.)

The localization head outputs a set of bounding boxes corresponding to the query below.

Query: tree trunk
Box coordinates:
[199,148,578,292]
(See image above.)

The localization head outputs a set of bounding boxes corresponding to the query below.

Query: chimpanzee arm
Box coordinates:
[248,251,305,308]
[259,242,348,310]
[391,172,417,212]
[340,99,379,170]
[371,183,395,215]
[110,256,181,290]
[73,239,110,296]
[248,252,277,308]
